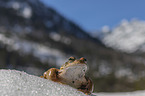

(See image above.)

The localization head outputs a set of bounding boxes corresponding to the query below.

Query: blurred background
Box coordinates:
[1,0,145,93]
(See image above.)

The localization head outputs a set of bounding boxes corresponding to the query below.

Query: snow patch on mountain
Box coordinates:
[103,19,145,53]
[49,32,71,44]
[0,0,32,18]
[0,33,66,66]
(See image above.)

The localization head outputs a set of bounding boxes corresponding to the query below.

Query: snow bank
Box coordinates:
[1,69,144,96]
[0,69,87,96]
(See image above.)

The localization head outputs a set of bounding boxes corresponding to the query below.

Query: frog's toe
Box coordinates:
[40,76,44,78]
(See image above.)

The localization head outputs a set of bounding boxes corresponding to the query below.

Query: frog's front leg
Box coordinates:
[41,68,60,82]
[78,77,94,95]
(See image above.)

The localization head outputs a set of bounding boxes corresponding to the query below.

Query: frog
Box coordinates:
[41,57,94,95]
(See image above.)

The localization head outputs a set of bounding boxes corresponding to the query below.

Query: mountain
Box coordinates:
[0,0,103,43]
[1,0,145,92]
[0,0,106,77]
[102,19,145,53]
[0,0,103,68]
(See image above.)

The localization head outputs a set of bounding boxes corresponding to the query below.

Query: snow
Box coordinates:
[0,33,67,66]
[96,91,145,96]
[103,19,145,53]
[11,2,20,10]
[0,0,32,19]
[0,69,145,96]
[49,32,71,45]
[22,6,32,18]
[0,69,87,96]
[49,32,61,42]
[102,26,110,33]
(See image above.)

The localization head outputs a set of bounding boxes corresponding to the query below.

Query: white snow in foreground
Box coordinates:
[1,69,145,96]
[96,90,145,96]
[0,69,87,96]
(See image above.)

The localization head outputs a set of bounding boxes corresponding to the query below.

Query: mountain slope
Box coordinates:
[0,0,105,75]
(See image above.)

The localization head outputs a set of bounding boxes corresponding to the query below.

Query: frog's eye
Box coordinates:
[68,57,76,61]
[84,58,87,62]
[80,57,87,63]
[80,57,87,61]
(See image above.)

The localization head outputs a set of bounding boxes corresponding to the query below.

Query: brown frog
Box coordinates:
[41,57,93,95]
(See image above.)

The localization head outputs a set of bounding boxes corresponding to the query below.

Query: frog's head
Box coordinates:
[60,57,88,76]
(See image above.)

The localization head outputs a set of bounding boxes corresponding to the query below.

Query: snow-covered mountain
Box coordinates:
[0,0,103,68]
[0,0,105,77]
[102,19,145,53]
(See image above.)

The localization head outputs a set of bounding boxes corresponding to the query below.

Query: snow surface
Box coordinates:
[0,69,87,96]
[0,69,145,96]
[96,90,145,96]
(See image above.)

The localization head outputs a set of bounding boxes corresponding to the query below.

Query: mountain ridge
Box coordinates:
[100,19,145,53]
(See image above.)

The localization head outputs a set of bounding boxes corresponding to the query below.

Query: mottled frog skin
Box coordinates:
[41,57,93,95]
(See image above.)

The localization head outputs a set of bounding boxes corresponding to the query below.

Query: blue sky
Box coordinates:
[41,0,145,32]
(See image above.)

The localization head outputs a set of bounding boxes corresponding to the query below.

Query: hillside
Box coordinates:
[0,0,106,72]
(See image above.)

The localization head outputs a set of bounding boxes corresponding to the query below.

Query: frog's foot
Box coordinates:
[43,68,60,82]
[78,86,91,95]
[40,76,44,78]
[78,77,93,95]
